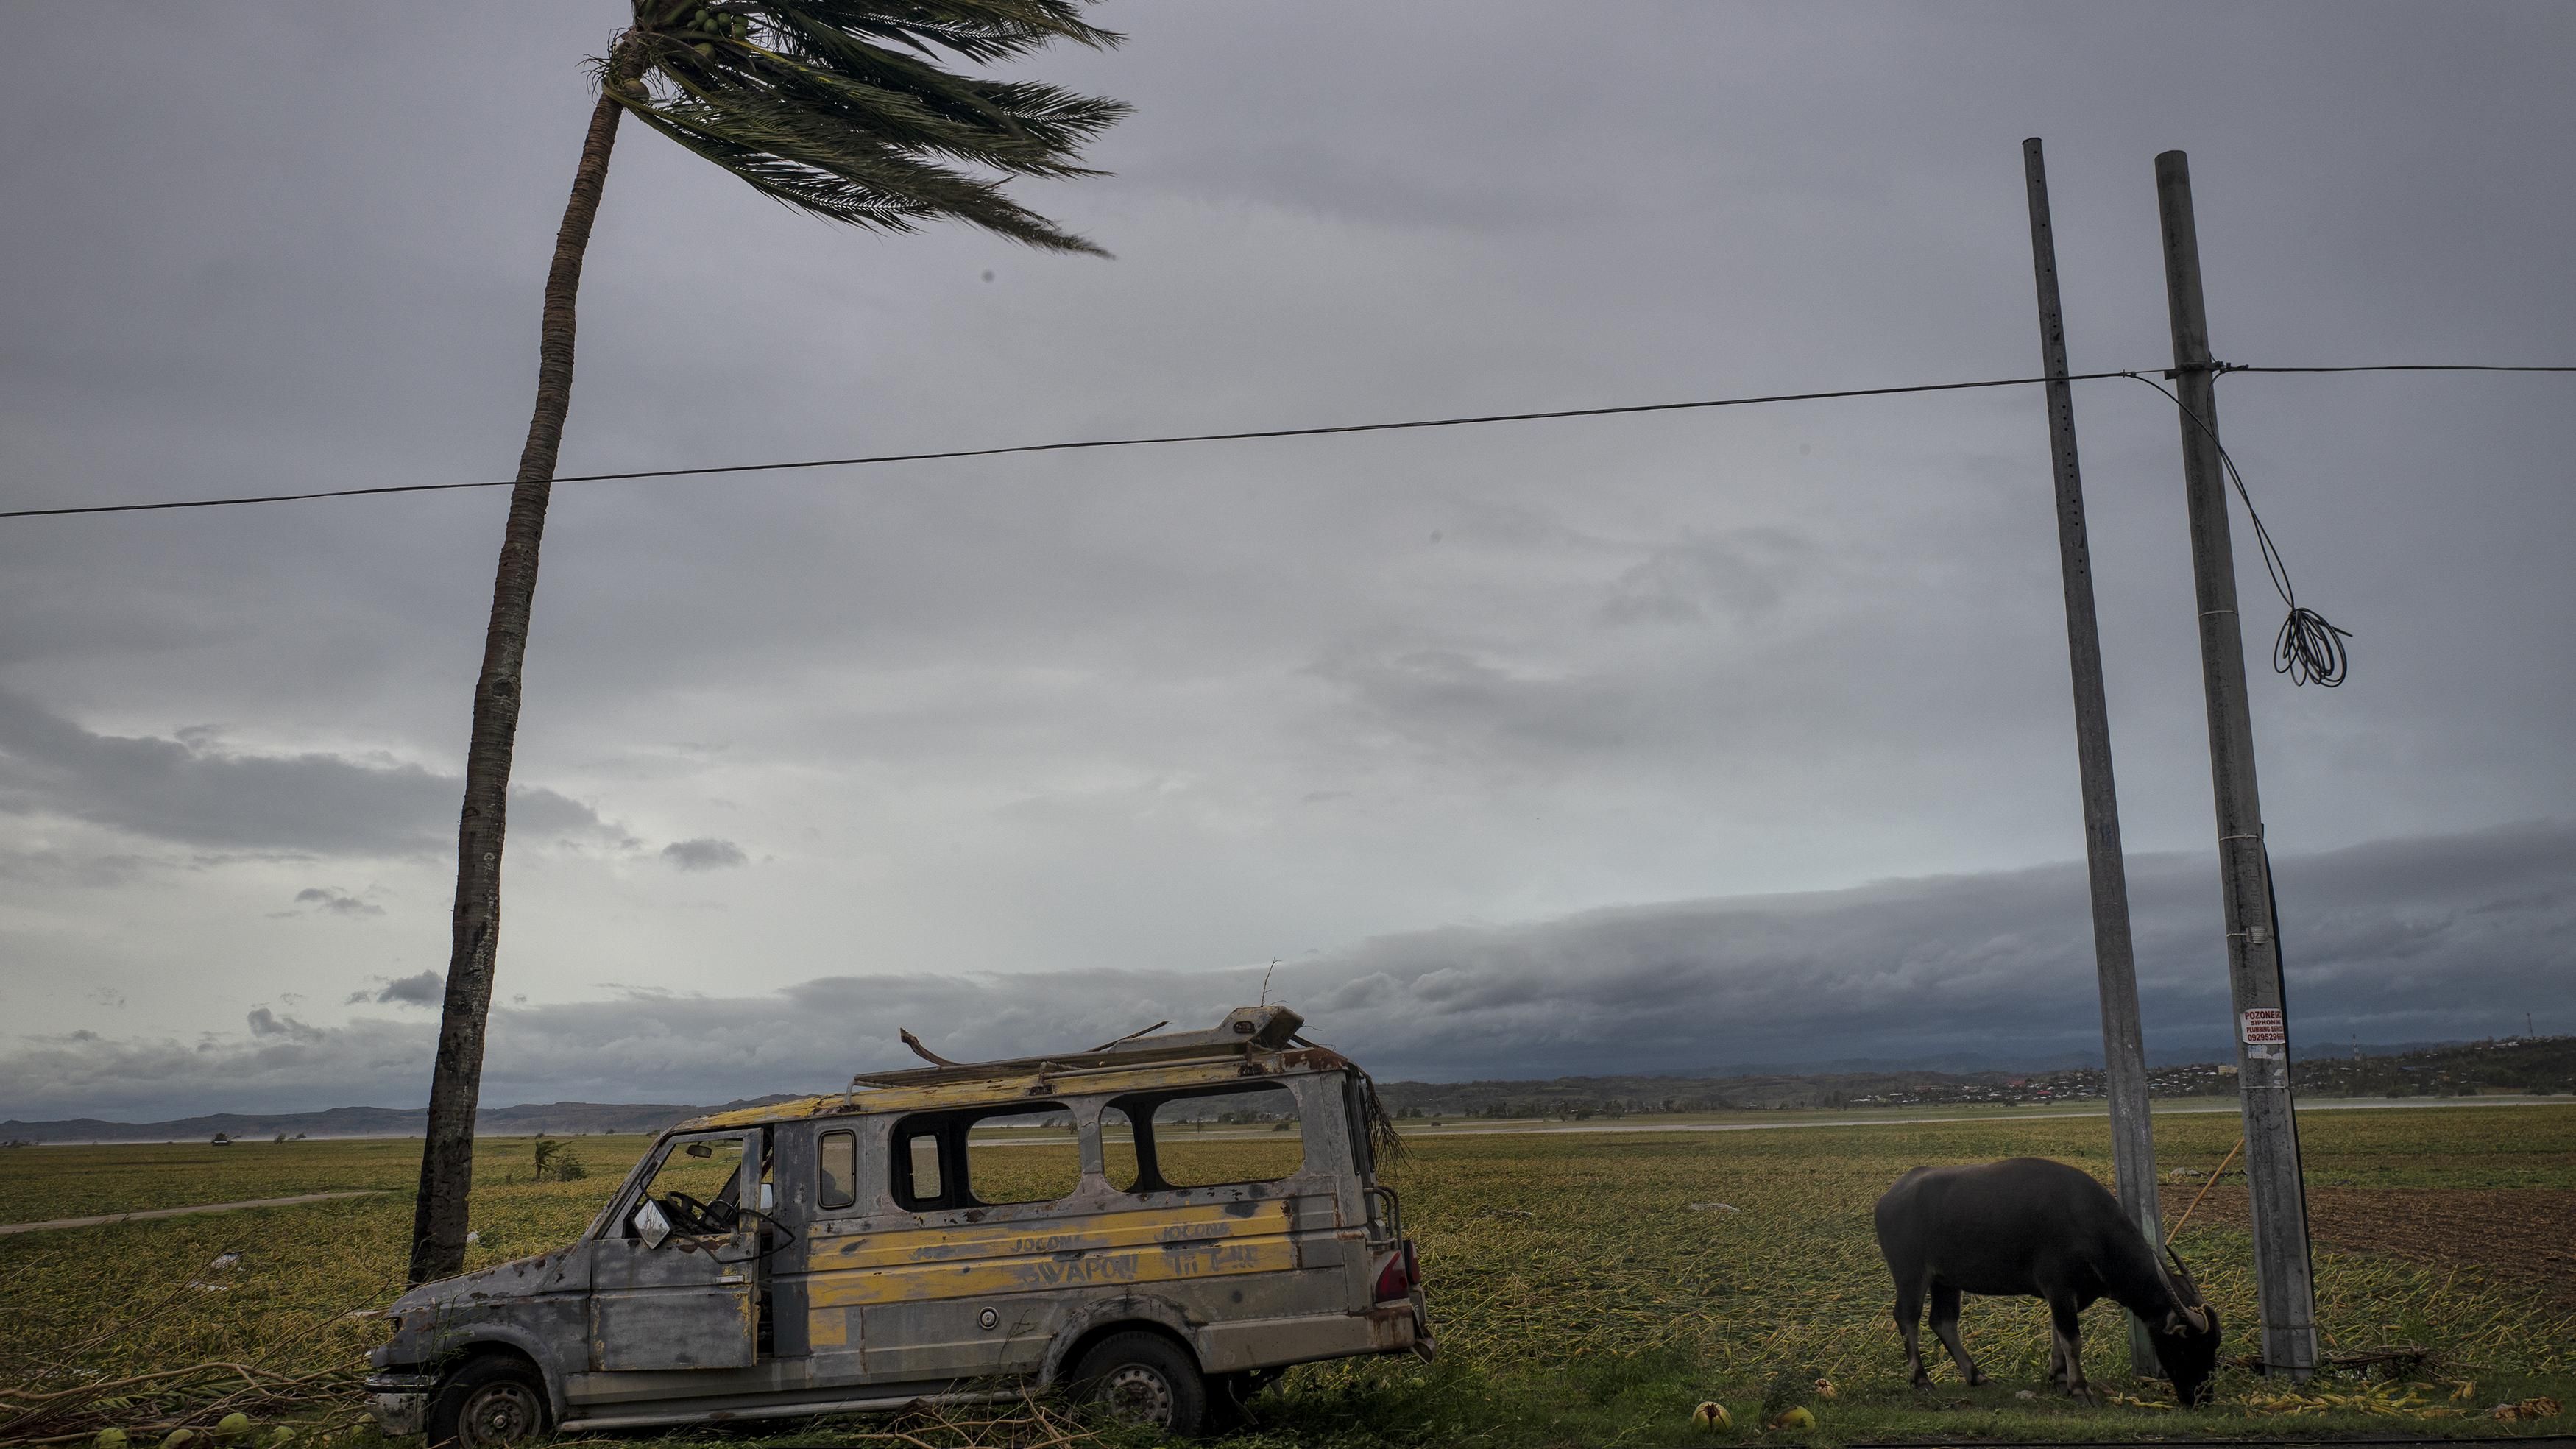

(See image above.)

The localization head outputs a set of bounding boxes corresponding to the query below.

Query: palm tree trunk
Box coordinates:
[408,64,633,1288]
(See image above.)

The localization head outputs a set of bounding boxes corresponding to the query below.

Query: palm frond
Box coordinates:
[604,0,1127,251]
[765,0,1122,62]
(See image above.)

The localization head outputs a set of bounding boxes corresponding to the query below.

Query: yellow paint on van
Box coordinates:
[807,1304,857,1351]
[810,1236,1298,1307]
[805,1199,1292,1273]
[804,1200,1301,1308]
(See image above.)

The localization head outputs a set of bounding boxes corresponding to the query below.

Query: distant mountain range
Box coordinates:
[0,1096,804,1146]
[1370,1037,2572,1116]
[1708,1041,2446,1075]
[4,1039,2561,1146]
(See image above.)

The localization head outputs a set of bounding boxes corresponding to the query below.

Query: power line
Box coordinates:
[2,361,2569,522]
[0,368,2160,520]
[5,369,2141,520]
[2227,363,2576,375]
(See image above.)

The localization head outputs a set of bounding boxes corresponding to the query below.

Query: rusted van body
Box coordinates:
[366,1007,1429,1444]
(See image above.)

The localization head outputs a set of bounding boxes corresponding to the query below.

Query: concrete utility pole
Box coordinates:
[2020,138,2162,1378]
[2152,149,2320,1380]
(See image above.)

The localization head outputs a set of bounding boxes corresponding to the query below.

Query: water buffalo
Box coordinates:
[1874,1157,2220,1405]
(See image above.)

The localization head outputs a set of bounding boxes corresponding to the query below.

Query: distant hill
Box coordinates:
[2,1038,2565,1145]
[2295,1034,2576,1099]
[1367,1036,2574,1118]
[0,1095,805,1147]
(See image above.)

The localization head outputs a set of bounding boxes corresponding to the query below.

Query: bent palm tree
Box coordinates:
[411,0,1127,1286]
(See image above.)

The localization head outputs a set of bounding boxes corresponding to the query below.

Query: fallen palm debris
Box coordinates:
[0,1363,362,1449]
[0,1253,371,1449]
[2231,1342,2433,1375]
[2490,1395,2561,1421]
[2232,1378,2559,1420]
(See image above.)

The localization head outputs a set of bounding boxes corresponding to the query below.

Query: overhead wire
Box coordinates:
[6,358,2572,693]
[2227,363,2576,375]
[1,361,2567,522]
[0,369,2154,520]
[11,352,2563,700]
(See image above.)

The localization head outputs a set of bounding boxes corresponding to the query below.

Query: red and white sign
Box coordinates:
[2240,1008,2286,1045]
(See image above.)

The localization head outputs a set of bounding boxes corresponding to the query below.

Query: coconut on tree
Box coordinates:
[411,0,1128,1286]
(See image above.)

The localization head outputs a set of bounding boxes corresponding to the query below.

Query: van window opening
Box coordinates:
[1343,1075,1376,1177]
[818,1129,857,1211]
[1103,1083,1303,1192]
[889,1104,1080,1211]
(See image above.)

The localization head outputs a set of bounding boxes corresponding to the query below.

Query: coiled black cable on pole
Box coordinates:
[2272,606,2352,690]
[2126,373,2354,687]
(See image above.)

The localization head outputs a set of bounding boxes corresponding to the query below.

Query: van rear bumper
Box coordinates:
[1197,1304,1428,1375]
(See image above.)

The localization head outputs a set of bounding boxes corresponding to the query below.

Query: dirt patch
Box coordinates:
[2181,1186,2576,1308]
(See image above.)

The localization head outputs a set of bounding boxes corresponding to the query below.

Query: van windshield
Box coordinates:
[632,1133,751,1235]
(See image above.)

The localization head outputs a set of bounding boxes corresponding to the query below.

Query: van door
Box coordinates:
[590,1129,763,1372]
[812,1104,1089,1384]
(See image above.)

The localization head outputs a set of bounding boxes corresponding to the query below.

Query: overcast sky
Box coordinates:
[4,4,2572,1121]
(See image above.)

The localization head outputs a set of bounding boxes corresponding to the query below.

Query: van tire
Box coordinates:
[425,1354,548,1449]
[1070,1331,1207,1436]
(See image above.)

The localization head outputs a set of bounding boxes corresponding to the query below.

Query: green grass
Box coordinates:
[0,1136,659,1225]
[1,1107,2569,1447]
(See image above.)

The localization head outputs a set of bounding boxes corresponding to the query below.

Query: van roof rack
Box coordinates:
[846,1005,1308,1090]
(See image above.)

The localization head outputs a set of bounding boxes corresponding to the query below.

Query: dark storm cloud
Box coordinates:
[284,887,384,918]
[0,690,614,856]
[1312,820,2576,1076]
[0,846,150,888]
[346,971,444,1007]
[244,1007,324,1043]
[1596,531,1818,627]
[661,837,748,871]
[5,824,2563,1120]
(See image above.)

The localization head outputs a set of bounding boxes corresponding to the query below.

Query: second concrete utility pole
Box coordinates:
[2153,147,2320,1381]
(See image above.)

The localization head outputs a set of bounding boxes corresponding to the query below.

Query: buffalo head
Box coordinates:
[2147,1249,2222,1406]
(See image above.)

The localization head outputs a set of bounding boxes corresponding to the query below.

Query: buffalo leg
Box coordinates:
[1928,1283,1987,1386]
[2047,1297,2091,1400]
[1894,1278,1929,1387]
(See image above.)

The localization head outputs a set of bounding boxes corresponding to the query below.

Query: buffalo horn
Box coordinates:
[2163,1247,2211,1328]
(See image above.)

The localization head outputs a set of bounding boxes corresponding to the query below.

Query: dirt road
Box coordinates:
[0,1190,379,1236]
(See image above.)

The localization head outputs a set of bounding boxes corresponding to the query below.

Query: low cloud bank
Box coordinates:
[5,821,2566,1122]
[0,689,611,856]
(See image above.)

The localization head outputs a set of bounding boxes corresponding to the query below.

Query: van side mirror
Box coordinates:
[631,1198,672,1249]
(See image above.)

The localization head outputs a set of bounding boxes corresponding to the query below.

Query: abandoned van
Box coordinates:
[365,1006,1430,1444]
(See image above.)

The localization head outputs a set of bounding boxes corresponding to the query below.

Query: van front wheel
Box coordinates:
[1071,1331,1207,1436]
[425,1355,548,1449]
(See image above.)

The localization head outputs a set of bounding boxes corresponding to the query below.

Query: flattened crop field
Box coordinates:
[1,1102,2571,1448]
[2189,1186,2576,1311]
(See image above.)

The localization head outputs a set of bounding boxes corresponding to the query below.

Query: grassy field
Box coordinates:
[1,1105,2570,1447]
